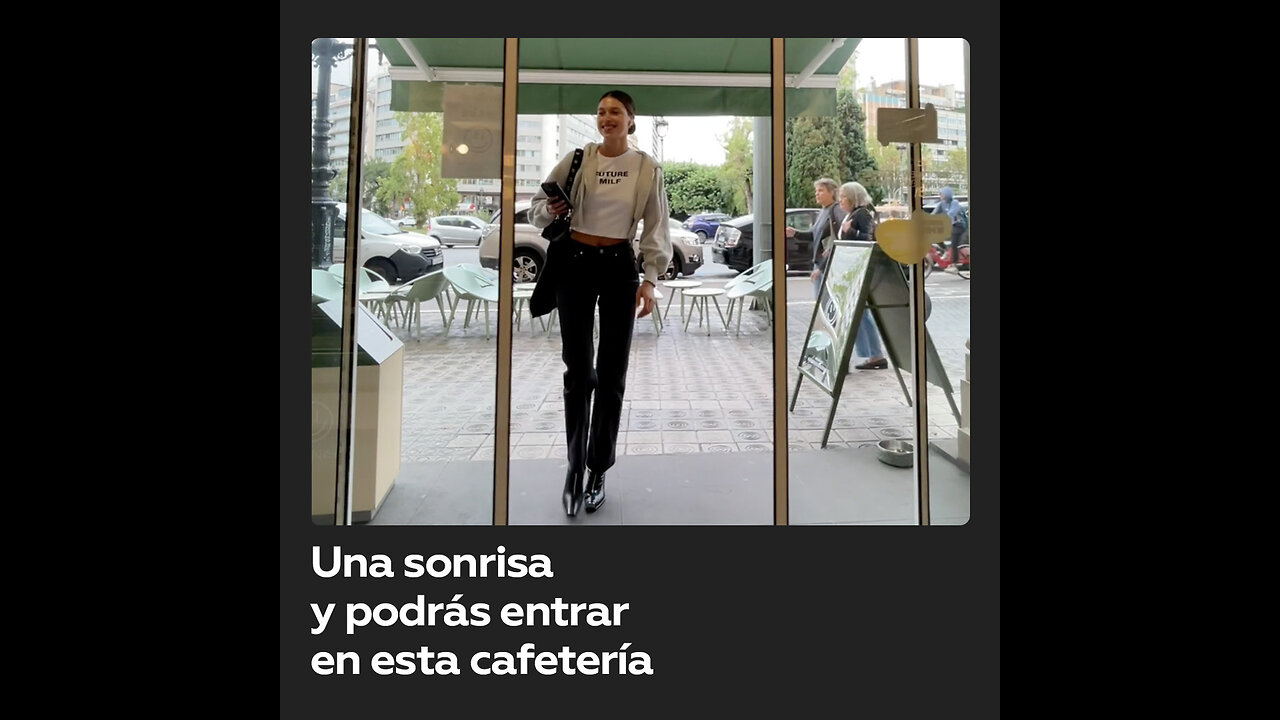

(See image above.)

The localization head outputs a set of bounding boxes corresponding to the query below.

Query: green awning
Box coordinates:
[376,38,859,117]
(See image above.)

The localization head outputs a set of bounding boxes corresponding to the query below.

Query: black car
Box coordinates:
[710,208,821,273]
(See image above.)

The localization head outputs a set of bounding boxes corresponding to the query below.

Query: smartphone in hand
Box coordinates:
[541,181,571,209]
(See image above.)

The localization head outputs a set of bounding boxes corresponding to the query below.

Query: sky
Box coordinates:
[852,38,967,93]
[633,38,967,166]
[314,38,967,167]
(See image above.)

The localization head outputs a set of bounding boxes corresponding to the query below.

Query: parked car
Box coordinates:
[711,208,821,273]
[681,212,731,241]
[424,214,487,248]
[921,194,969,215]
[637,217,703,279]
[478,201,546,283]
[332,203,445,284]
[479,202,702,283]
[395,216,416,227]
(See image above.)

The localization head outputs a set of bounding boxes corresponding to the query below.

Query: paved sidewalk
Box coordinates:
[398,270,970,463]
[363,262,972,525]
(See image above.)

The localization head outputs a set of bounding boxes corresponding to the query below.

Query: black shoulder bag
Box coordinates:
[530,149,583,318]
[540,149,584,243]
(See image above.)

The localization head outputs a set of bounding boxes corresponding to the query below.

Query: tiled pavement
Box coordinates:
[365,261,972,525]
[397,270,970,462]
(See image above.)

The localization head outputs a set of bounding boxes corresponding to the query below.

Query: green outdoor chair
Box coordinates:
[312,269,344,303]
[455,262,499,286]
[724,259,772,327]
[330,263,392,293]
[453,262,494,275]
[731,276,773,337]
[385,271,451,340]
[329,263,399,322]
[447,263,493,315]
[443,265,499,339]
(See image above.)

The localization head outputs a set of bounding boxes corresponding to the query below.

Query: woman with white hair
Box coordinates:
[836,181,888,370]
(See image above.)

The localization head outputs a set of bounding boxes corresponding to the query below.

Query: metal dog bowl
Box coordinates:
[876,439,914,468]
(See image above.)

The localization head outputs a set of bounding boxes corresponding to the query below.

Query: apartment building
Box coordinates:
[316,62,651,215]
[860,79,968,195]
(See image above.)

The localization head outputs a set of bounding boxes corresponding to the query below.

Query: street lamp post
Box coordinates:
[654,116,669,163]
[312,38,353,268]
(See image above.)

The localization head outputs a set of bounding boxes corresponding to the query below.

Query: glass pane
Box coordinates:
[786,37,925,525]
[506,38,773,524]
[310,38,359,524]
[918,38,971,525]
[312,38,505,525]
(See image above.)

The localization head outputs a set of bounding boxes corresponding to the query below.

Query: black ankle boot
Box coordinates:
[584,470,606,513]
[563,470,584,517]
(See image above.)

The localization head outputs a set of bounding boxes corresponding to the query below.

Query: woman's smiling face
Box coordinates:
[597,96,630,140]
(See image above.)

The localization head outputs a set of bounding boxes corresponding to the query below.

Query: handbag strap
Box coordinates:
[822,206,840,247]
[558,149,583,220]
[564,149,584,195]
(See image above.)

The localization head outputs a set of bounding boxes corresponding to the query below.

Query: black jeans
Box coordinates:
[554,238,639,475]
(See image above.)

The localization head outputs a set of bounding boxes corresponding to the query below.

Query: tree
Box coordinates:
[327,168,344,202]
[781,63,877,208]
[663,161,727,219]
[837,86,877,199]
[374,112,459,225]
[331,158,396,215]
[863,142,908,205]
[360,159,394,216]
[941,147,967,178]
[718,118,753,215]
[922,146,967,195]
[784,115,841,207]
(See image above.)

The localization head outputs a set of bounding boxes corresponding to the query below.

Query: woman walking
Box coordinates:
[836,181,888,370]
[528,90,672,517]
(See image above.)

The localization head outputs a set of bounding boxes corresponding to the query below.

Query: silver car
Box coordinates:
[637,218,703,279]
[425,214,487,248]
[331,203,445,284]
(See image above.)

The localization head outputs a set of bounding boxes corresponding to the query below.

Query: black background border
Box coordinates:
[280,18,1000,715]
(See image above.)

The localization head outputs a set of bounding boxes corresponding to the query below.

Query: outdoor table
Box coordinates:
[661,279,703,323]
[681,287,728,335]
[512,285,544,333]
